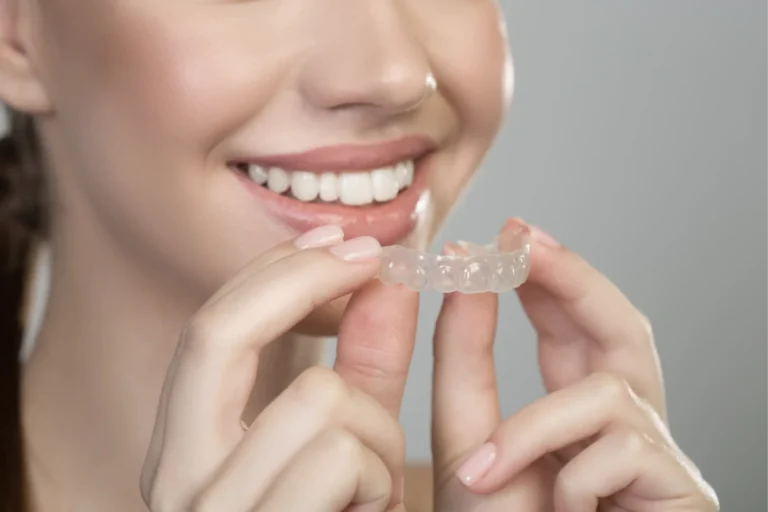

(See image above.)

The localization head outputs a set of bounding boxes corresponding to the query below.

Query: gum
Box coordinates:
[378,225,531,293]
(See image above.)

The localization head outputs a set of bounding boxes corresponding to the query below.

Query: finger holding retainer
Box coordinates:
[378,220,531,294]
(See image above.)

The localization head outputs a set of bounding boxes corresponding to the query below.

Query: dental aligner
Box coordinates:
[378,224,531,293]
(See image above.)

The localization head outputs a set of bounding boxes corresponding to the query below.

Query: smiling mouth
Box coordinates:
[228,135,437,244]
[231,158,416,207]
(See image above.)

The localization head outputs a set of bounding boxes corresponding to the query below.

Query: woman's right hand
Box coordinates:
[139,226,412,512]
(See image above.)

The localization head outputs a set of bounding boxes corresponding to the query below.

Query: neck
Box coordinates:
[21,233,325,511]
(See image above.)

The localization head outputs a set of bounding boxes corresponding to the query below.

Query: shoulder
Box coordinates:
[404,464,433,512]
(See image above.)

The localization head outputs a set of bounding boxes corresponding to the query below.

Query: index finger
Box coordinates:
[518,224,665,415]
[151,232,383,492]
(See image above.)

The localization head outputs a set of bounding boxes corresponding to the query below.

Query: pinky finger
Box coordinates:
[254,428,394,512]
[553,427,719,512]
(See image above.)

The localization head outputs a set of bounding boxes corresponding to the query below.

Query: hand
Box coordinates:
[139,227,414,512]
[430,219,719,511]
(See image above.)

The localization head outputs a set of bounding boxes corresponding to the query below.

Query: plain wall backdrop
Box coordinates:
[2,0,765,511]
[334,1,766,511]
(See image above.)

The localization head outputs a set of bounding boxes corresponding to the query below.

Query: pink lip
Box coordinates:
[232,135,437,172]
[233,154,434,246]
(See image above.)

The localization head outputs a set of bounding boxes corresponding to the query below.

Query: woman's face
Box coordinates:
[12,0,511,333]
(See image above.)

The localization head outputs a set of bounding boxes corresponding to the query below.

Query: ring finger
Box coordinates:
[252,428,394,512]
[553,426,718,512]
[463,373,672,493]
[198,367,405,510]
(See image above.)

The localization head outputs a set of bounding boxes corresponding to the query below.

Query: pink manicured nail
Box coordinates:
[328,236,382,261]
[456,443,497,487]
[441,242,467,257]
[528,224,561,249]
[294,225,345,249]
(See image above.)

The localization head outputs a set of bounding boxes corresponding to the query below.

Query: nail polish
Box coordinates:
[328,236,382,261]
[294,225,345,249]
[456,443,497,487]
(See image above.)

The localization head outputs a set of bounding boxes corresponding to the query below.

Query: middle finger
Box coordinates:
[199,367,404,510]
[157,238,382,491]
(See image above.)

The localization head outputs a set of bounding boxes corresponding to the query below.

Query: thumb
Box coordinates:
[431,289,501,476]
[334,280,419,419]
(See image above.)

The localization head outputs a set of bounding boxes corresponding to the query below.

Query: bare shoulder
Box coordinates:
[404,464,433,512]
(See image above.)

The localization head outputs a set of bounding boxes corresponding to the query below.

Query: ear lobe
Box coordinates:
[0,1,51,114]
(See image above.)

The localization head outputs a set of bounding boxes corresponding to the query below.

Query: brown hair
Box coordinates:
[0,108,46,511]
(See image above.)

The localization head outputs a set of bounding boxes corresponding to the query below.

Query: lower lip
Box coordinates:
[233,158,432,246]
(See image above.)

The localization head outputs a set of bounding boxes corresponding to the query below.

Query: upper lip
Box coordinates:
[233,135,437,172]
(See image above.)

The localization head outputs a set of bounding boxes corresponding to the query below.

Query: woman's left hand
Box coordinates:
[428,219,719,512]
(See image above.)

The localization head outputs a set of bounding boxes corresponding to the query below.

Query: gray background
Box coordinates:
[2,0,765,510]
[328,1,766,511]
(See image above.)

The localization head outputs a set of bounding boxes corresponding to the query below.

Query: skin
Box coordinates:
[0,0,718,511]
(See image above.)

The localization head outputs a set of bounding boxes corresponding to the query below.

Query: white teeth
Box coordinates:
[319,173,338,202]
[243,159,415,205]
[267,167,290,194]
[405,160,415,185]
[394,161,413,190]
[290,171,319,202]
[248,164,268,185]
[338,172,374,206]
[371,168,399,202]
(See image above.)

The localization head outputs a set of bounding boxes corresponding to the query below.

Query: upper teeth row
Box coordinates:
[246,160,415,206]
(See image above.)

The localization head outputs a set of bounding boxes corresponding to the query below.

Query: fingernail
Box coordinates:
[328,236,382,261]
[456,443,497,487]
[501,217,527,232]
[294,225,345,249]
[441,241,466,256]
[497,217,530,251]
[528,224,561,249]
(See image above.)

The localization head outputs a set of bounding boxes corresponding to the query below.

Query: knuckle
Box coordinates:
[590,372,634,406]
[615,426,653,456]
[554,463,585,502]
[322,428,364,468]
[613,426,669,460]
[291,366,349,413]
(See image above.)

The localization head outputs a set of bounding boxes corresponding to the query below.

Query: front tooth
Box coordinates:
[338,172,374,206]
[371,168,399,202]
[248,164,268,185]
[291,171,319,202]
[319,173,338,202]
[267,167,290,194]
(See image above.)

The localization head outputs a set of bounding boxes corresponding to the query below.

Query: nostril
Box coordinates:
[296,41,434,115]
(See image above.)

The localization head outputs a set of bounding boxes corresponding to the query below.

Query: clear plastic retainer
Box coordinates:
[378,224,531,294]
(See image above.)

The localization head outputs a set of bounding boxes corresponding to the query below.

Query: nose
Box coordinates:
[298,0,434,116]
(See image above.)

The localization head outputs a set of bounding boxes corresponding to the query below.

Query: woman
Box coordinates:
[0,0,719,510]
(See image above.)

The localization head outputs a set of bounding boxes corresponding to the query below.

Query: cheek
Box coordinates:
[38,3,301,291]
[45,5,293,153]
[421,1,509,224]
